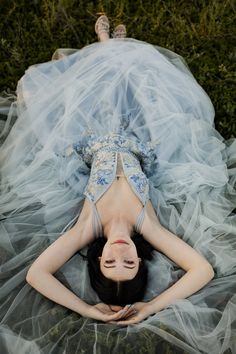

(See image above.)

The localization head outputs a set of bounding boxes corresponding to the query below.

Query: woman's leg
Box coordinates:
[112,24,127,39]
[95,15,110,42]
[99,32,109,42]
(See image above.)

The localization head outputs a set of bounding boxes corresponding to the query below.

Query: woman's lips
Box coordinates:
[112,240,129,244]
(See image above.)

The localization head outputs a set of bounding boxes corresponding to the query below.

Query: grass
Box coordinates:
[0,0,235,138]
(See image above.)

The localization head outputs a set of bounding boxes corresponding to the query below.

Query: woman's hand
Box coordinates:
[108,302,153,325]
[85,303,138,323]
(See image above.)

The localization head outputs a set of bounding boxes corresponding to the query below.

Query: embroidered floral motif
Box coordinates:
[130,174,147,193]
[97,176,109,185]
[72,132,158,205]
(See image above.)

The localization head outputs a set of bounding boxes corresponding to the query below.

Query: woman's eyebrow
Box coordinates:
[103,265,135,269]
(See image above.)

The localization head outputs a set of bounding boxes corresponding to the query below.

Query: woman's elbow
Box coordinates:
[209,265,215,279]
[203,263,215,281]
[26,268,34,284]
[26,266,40,284]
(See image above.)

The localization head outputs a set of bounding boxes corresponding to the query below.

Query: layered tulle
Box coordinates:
[0,38,236,354]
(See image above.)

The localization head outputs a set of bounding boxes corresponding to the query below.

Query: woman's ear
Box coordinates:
[98,256,101,261]
[138,257,142,262]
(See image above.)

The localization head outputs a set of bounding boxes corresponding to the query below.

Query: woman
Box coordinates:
[0,14,235,354]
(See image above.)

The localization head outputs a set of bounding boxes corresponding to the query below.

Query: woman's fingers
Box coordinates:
[120,304,137,319]
[106,304,137,321]
[109,305,123,312]
[106,305,129,319]
[114,317,140,325]
[108,316,140,325]
[117,304,134,318]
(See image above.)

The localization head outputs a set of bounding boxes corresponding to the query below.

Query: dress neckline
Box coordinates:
[89,150,148,236]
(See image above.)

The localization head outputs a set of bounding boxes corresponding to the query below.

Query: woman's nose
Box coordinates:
[113,247,131,257]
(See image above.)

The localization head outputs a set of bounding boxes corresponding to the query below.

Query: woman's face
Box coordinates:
[98,236,141,281]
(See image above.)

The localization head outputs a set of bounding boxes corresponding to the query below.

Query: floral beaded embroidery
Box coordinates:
[72,132,158,205]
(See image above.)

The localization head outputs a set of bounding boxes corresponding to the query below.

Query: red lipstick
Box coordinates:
[112,239,129,244]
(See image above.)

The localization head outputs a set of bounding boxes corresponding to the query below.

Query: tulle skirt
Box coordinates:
[0,38,236,354]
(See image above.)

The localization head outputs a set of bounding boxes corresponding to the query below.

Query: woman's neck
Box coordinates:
[103,214,133,240]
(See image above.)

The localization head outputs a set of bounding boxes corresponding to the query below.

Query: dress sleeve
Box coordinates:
[64,131,96,167]
[136,140,159,178]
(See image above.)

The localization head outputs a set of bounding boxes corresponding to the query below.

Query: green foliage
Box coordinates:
[0,0,235,138]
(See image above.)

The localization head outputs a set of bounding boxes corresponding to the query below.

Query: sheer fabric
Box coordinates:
[0,38,236,354]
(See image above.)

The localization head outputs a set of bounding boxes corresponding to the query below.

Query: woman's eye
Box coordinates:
[125,260,134,264]
[105,260,114,264]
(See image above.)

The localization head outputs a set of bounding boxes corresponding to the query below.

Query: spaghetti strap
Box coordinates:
[91,202,103,238]
[134,203,147,234]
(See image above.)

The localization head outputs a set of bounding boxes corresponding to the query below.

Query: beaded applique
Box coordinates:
[72,132,158,206]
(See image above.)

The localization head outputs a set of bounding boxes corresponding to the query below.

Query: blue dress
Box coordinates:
[0,38,236,354]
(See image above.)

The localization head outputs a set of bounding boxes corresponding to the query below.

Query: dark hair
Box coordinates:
[77,230,155,306]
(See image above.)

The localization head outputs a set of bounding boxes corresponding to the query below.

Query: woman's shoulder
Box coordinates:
[146,200,161,222]
[141,200,162,235]
[73,199,96,245]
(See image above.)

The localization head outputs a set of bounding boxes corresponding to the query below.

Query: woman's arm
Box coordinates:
[26,269,90,316]
[142,214,215,312]
[26,218,94,316]
[147,263,214,315]
[27,264,134,322]
[142,213,215,269]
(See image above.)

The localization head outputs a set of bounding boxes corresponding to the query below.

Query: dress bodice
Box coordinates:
[71,132,158,237]
[72,132,158,204]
